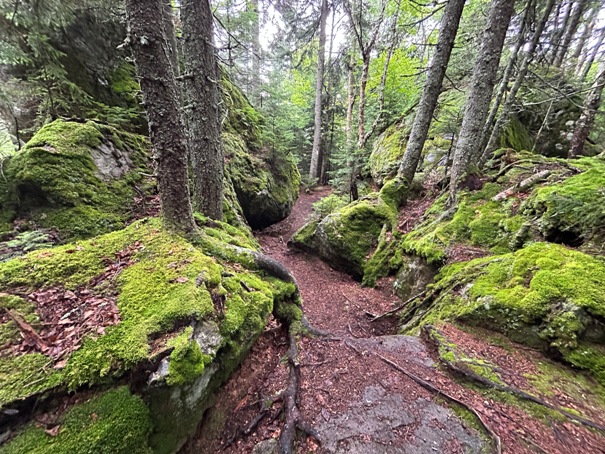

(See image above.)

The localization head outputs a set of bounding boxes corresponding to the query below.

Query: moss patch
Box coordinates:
[0,387,152,454]
[368,124,407,186]
[401,243,605,384]
[0,119,150,240]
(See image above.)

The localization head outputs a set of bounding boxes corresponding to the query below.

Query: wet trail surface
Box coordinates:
[185,188,605,454]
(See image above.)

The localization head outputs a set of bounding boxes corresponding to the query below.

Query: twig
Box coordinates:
[370,291,426,322]
[344,341,502,454]
[423,325,605,434]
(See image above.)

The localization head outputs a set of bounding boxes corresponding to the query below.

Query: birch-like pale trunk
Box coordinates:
[553,0,589,67]
[480,0,556,163]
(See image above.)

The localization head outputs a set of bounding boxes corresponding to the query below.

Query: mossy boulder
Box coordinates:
[225,133,300,230]
[0,119,150,239]
[220,75,300,230]
[290,191,397,280]
[400,243,605,385]
[368,124,407,187]
[0,217,300,453]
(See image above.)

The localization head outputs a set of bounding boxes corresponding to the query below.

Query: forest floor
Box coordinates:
[186,188,605,454]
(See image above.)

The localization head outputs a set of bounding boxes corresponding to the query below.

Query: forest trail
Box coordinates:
[186,189,605,454]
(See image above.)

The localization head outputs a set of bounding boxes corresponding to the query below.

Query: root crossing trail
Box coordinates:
[185,188,605,454]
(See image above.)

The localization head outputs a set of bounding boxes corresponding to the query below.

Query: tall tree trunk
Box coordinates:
[345,50,356,148]
[396,0,466,184]
[480,1,532,152]
[309,0,329,180]
[249,0,261,104]
[448,0,516,204]
[553,0,589,67]
[125,0,196,233]
[569,60,605,157]
[579,26,605,81]
[162,1,180,77]
[481,0,556,162]
[357,52,371,148]
[571,2,599,63]
[181,0,224,220]
[549,0,574,63]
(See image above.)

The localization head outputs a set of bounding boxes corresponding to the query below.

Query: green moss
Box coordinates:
[0,119,150,240]
[290,219,320,247]
[311,194,349,218]
[0,353,63,405]
[522,156,605,248]
[0,387,152,454]
[498,117,534,152]
[368,124,407,185]
[379,178,408,210]
[166,327,211,386]
[0,294,38,348]
[402,243,605,384]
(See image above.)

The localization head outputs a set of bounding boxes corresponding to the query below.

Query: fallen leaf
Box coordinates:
[175,277,189,283]
[44,425,61,437]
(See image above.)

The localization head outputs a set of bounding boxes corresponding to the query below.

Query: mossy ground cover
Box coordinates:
[0,387,152,454]
[401,243,605,384]
[0,119,150,240]
[0,217,296,405]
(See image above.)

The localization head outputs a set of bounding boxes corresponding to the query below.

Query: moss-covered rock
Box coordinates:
[368,124,407,187]
[291,191,397,280]
[400,243,605,385]
[221,75,300,229]
[0,217,300,452]
[0,119,150,240]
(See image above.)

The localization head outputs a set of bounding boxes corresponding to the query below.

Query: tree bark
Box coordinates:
[571,2,599,63]
[181,0,224,220]
[480,1,532,153]
[125,0,197,233]
[553,0,589,67]
[448,0,516,204]
[481,0,556,162]
[569,60,605,157]
[579,26,605,82]
[249,0,261,104]
[345,50,356,148]
[549,0,574,63]
[396,0,466,184]
[309,0,329,180]
[162,1,180,77]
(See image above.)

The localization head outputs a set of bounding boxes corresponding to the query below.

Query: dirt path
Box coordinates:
[185,188,605,454]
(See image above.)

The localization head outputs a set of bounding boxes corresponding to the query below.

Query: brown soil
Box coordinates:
[185,188,605,454]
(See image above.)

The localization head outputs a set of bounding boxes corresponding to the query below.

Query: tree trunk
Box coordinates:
[448,0,516,204]
[309,0,329,180]
[162,1,180,77]
[549,0,574,63]
[480,1,532,152]
[481,0,556,162]
[249,0,261,104]
[569,61,605,157]
[579,26,605,82]
[571,3,599,63]
[181,0,224,220]
[357,52,371,148]
[125,0,196,233]
[345,50,356,148]
[396,0,466,184]
[553,0,589,67]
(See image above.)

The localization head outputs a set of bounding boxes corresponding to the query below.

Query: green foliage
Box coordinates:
[0,387,152,454]
[311,193,349,218]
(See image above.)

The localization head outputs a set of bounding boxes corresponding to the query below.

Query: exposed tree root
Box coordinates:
[422,325,605,434]
[343,339,502,454]
[369,291,426,322]
[492,169,551,201]
[278,329,321,454]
